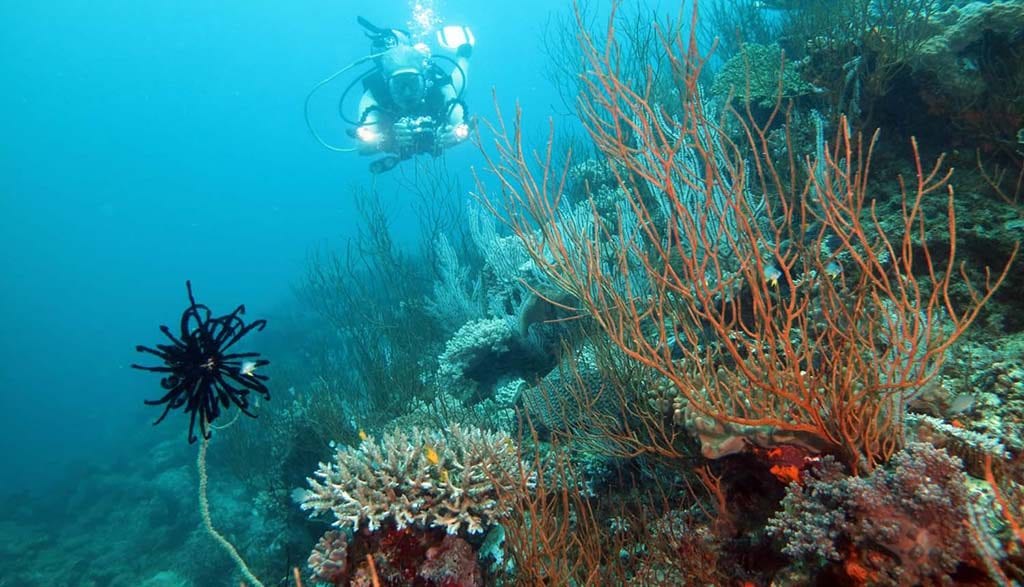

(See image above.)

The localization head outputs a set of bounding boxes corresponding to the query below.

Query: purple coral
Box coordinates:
[418,535,483,586]
[768,443,978,583]
[843,442,975,581]
[308,530,349,585]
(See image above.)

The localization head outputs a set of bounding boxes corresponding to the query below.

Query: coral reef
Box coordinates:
[425,233,485,331]
[67,4,1024,587]
[913,1,1024,106]
[710,43,819,107]
[908,413,1010,478]
[649,372,836,460]
[945,334,1024,453]
[632,508,728,585]
[519,344,606,435]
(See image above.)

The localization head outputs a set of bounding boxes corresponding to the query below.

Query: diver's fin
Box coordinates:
[358,17,410,44]
[369,155,401,174]
[357,16,386,35]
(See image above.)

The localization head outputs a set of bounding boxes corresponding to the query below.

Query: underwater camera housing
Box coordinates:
[398,115,441,154]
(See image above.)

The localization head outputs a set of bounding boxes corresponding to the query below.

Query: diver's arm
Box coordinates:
[450,45,470,94]
[438,86,470,149]
[443,86,465,126]
[439,25,472,91]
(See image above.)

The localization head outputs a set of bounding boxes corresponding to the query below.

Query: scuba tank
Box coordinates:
[357,16,412,54]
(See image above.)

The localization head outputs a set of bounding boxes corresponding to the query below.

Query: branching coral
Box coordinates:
[299,425,525,535]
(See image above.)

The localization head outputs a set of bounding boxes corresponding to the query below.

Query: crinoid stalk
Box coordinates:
[132,280,270,443]
[133,281,270,586]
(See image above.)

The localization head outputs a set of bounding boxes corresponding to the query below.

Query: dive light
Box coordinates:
[437,25,475,50]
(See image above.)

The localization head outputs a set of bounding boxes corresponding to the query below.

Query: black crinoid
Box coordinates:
[132,281,270,443]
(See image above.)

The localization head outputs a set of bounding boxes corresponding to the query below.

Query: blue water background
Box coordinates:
[0,0,574,494]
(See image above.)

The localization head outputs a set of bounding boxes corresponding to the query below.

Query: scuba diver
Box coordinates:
[305,17,475,174]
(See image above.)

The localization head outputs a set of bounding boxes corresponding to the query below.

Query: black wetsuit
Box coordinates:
[360,66,455,157]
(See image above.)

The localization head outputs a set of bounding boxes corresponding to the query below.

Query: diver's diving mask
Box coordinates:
[388,69,426,106]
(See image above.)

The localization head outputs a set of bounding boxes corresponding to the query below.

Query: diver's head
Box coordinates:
[381,45,431,109]
[370,29,411,53]
[388,70,426,109]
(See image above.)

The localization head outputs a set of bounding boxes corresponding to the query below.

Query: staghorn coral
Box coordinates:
[299,425,524,535]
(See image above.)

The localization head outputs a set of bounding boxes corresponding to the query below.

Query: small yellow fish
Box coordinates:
[439,469,449,484]
[423,445,440,465]
[358,429,368,441]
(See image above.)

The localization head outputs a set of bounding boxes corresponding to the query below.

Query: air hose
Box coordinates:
[303,52,386,153]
